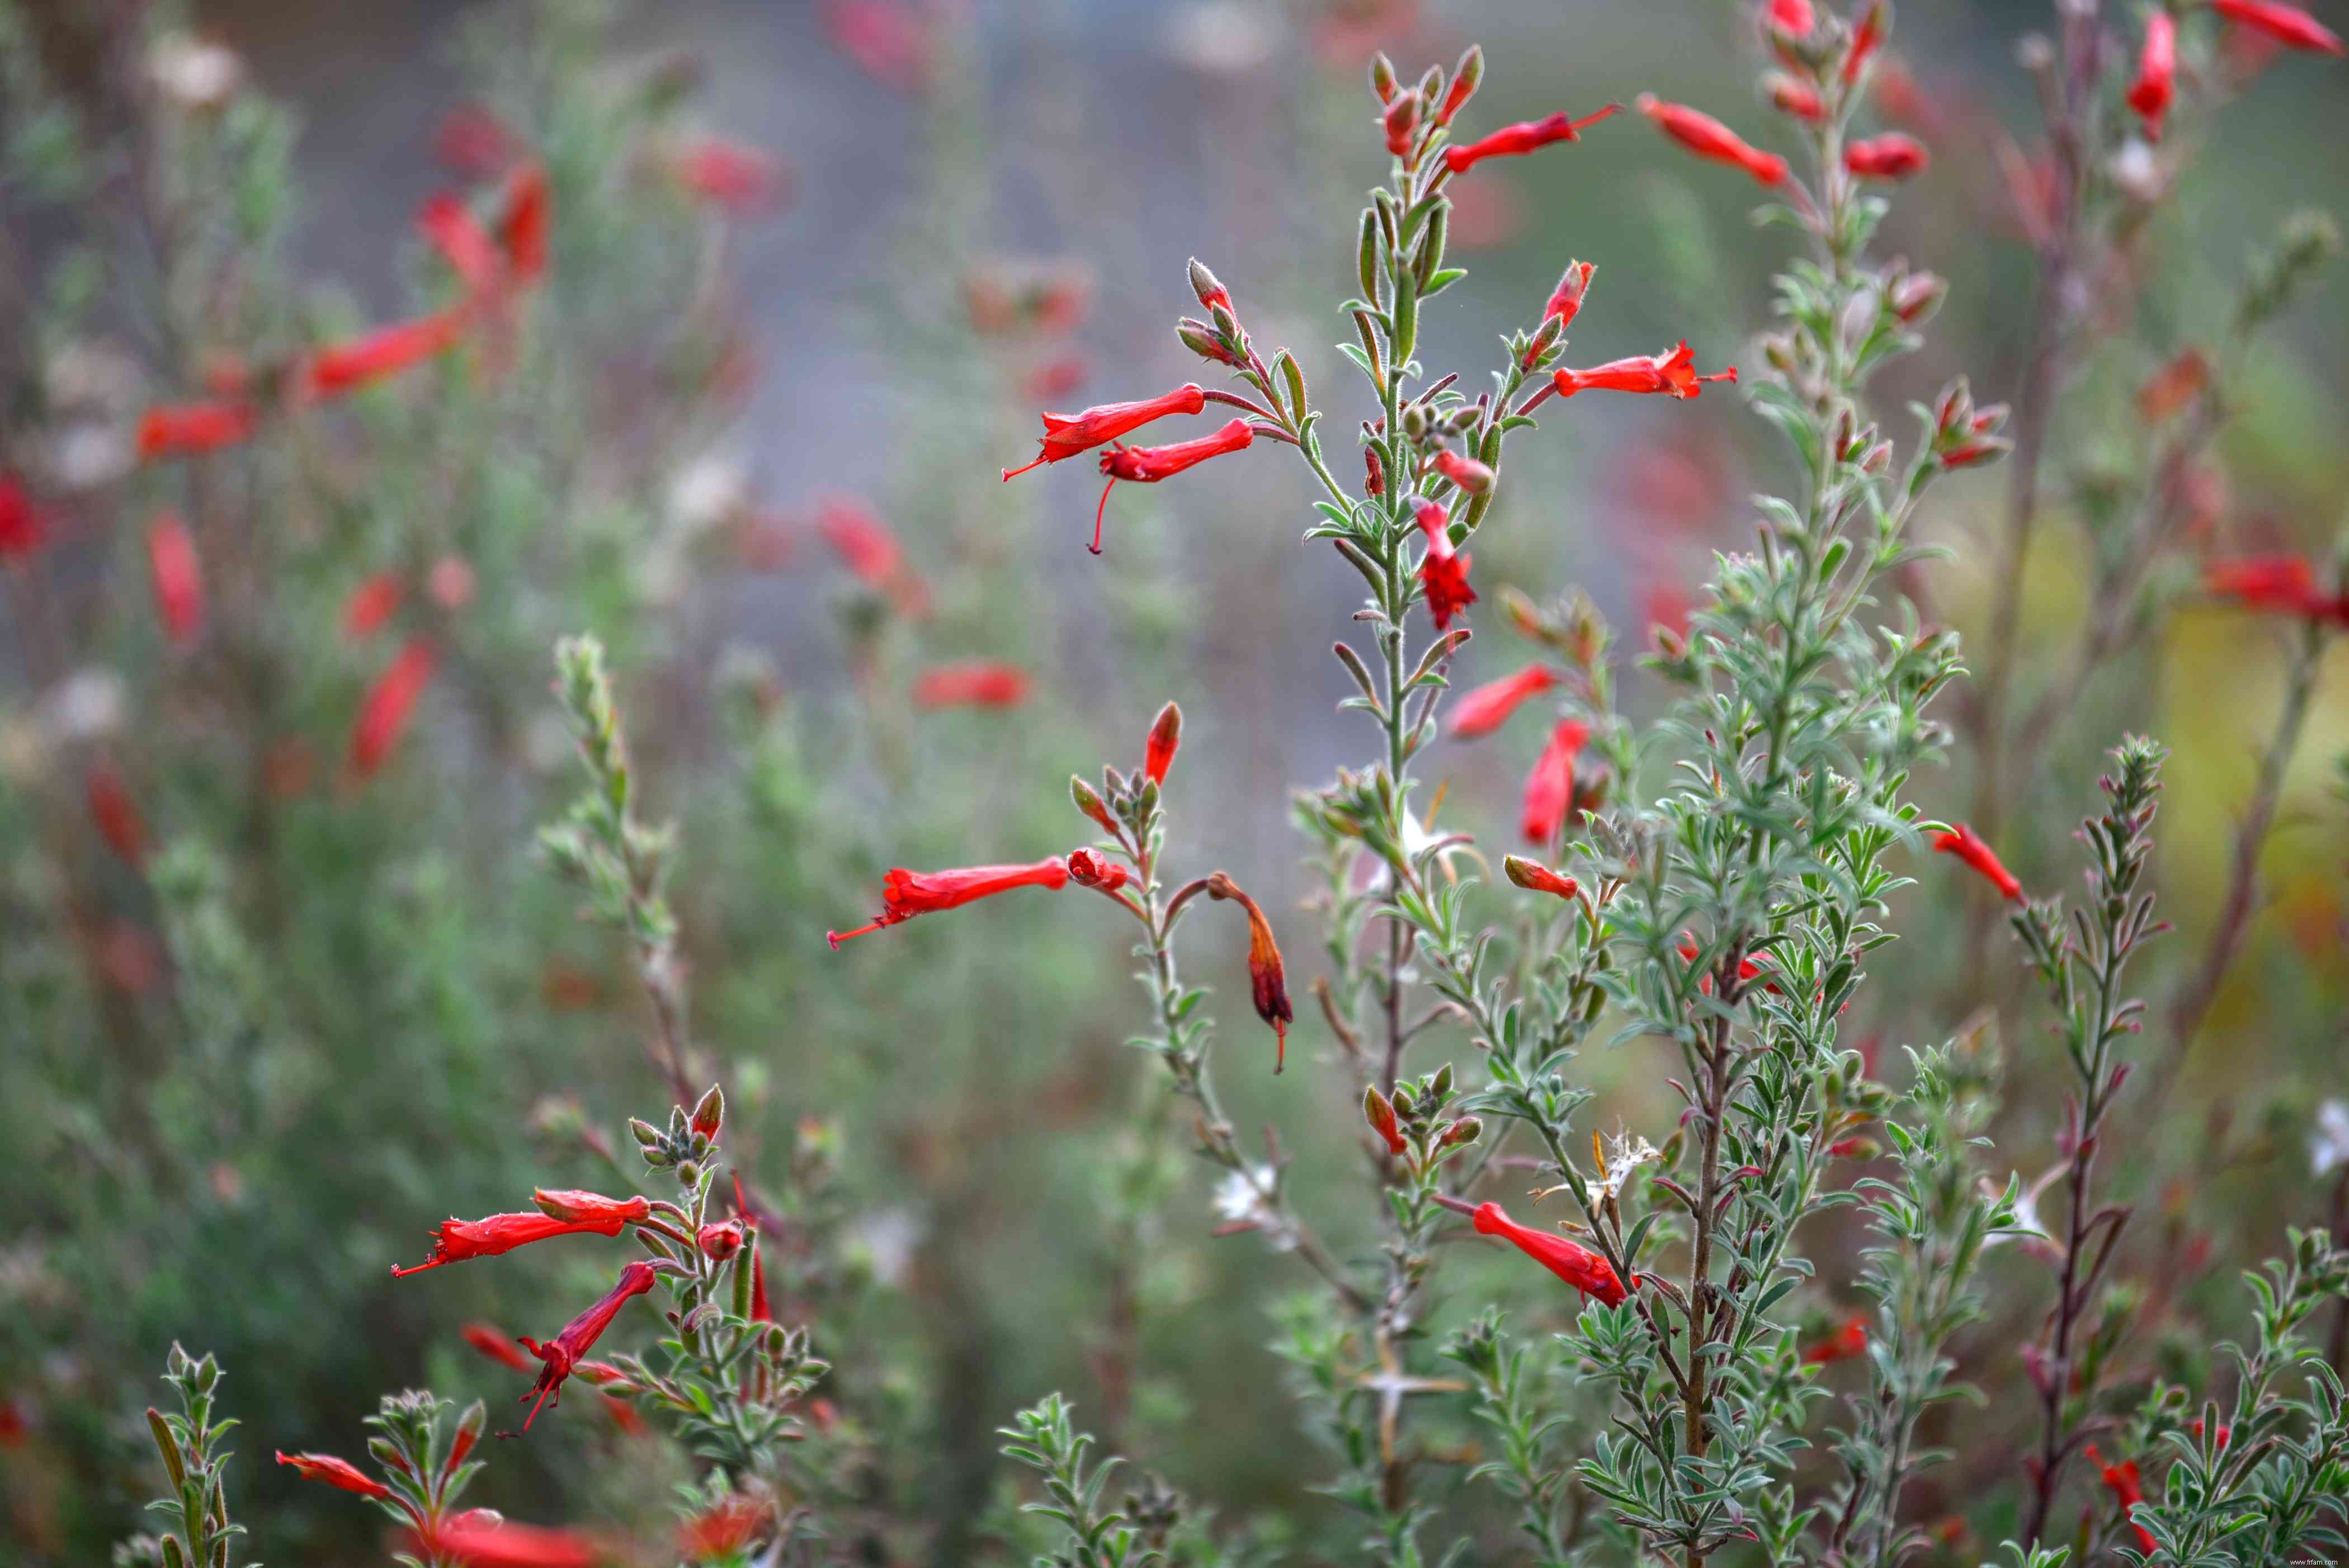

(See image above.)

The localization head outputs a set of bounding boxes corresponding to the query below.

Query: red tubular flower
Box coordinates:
[1635,95,1788,185]
[1001,384,1207,480]
[138,400,257,461]
[828,856,1071,946]
[277,1450,391,1500]
[2086,1446,2158,1555]
[1205,871,1293,1071]
[2130,11,2177,139]
[391,1203,642,1278]
[147,511,205,646]
[1413,498,1477,631]
[1431,448,1494,495]
[419,193,501,292]
[1767,73,1828,122]
[822,0,937,93]
[86,764,147,867]
[1503,854,1578,900]
[1675,931,1767,991]
[1145,700,1182,785]
[1441,103,1621,174]
[463,1322,538,1375]
[1552,341,1735,400]
[428,1517,603,1568]
[1544,259,1596,329]
[2209,0,2344,54]
[816,496,927,617]
[1091,418,1254,555]
[1845,133,1930,180]
[677,138,784,212]
[911,663,1032,710]
[678,1495,768,1562]
[1521,719,1590,845]
[499,162,550,283]
[1449,664,1560,739]
[2138,347,2210,422]
[518,1259,659,1429]
[343,573,405,640]
[2205,555,2339,617]
[350,637,438,779]
[1469,1200,1627,1305]
[748,1240,771,1322]
[305,311,469,399]
[1931,823,2022,901]
[0,473,47,558]
[1067,848,1130,893]
[1765,0,1817,35]
[1802,1313,1869,1364]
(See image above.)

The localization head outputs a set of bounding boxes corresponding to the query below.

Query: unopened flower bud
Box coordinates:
[1364,446,1385,496]
[1382,90,1422,157]
[629,1118,663,1147]
[676,1159,701,1187]
[1889,268,1946,323]
[1504,854,1578,899]
[1072,774,1118,835]
[1520,315,1563,369]
[1187,257,1231,314]
[1437,45,1483,124]
[698,1221,744,1260]
[1370,53,1398,105]
[691,1085,724,1140]
[1766,72,1826,122]
[1144,701,1182,784]
[1439,1116,1483,1149]
[1364,1085,1407,1154]
[1176,319,1239,367]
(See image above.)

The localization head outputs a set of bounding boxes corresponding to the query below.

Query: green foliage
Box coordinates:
[120,1345,257,1568]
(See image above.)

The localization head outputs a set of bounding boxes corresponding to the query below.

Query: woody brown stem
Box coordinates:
[1966,0,2104,990]
[2149,613,2327,1114]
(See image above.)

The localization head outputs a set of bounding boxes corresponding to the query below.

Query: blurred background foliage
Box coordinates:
[1,1,2344,1564]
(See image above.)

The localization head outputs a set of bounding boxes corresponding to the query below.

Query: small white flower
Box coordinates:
[1159,2,1277,75]
[2107,139,2167,205]
[1983,1164,2065,1248]
[48,422,135,493]
[1598,1131,1662,1202]
[42,667,125,742]
[149,34,243,110]
[851,1206,925,1287]
[1213,1165,1298,1251]
[667,454,747,535]
[2310,1099,2349,1178]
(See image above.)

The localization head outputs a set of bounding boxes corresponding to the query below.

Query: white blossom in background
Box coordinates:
[2310,1099,2349,1178]
[1213,1165,1298,1252]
